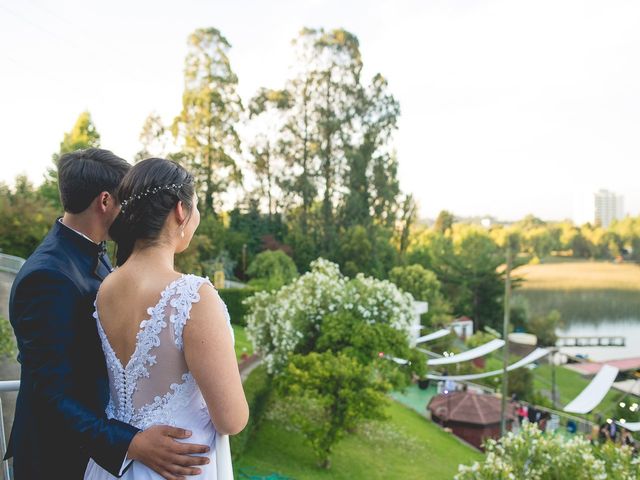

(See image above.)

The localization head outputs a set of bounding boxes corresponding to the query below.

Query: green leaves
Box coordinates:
[246,250,299,291]
[276,352,388,468]
[456,421,640,479]
[173,27,243,215]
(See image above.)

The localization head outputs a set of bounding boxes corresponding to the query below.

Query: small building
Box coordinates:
[450,316,473,340]
[427,391,514,450]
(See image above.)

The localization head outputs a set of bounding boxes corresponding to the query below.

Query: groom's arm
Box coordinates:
[14,269,138,476]
[13,269,209,478]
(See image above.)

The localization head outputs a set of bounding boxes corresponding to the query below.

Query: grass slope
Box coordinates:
[233,325,254,361]
[513,261,640,291]
[235,398,482,479]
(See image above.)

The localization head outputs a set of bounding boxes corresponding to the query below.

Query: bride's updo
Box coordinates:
[109,158,195,266]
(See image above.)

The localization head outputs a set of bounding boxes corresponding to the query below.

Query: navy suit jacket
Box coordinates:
[5,220,139,479]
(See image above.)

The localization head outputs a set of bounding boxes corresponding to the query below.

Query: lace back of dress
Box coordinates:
[130,275,206,412]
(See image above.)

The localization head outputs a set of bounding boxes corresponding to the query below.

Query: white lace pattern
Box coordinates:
[94,274,218,429]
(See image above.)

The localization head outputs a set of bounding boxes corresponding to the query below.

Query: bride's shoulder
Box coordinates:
[181,273,216,291]
[96,269,126,301]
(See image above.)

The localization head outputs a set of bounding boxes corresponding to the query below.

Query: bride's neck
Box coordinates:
[127,243,176,271]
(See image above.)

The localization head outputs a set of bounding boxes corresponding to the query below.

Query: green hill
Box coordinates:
[235,395,482,479]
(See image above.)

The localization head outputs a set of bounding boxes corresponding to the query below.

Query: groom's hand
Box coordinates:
[128,425,210,480]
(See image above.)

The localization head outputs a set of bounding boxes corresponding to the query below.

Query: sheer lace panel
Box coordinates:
[94,274,215,427]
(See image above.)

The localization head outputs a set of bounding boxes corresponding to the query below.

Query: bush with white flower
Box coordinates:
[244,258,416,374]
[455,421,640,480]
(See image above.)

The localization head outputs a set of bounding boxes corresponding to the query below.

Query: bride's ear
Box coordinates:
[175,200,187,225]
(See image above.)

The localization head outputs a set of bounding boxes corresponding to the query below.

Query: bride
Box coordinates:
[84,158,248,479]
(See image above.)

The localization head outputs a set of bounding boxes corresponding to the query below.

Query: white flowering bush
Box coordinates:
[244,258,415,373]
[455,422,640,480]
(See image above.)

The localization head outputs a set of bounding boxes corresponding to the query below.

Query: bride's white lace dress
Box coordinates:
[84,274,233,479]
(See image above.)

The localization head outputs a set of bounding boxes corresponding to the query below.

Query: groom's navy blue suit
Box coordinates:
[5,220,139,478]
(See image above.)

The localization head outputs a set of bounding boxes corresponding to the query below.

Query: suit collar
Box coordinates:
[54,218,104,257]
[52,219,112,280]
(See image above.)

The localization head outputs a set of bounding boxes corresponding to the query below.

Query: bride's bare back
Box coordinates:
[95,266,247,435]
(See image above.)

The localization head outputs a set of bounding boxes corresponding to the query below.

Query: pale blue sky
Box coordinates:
[1,0,639,221]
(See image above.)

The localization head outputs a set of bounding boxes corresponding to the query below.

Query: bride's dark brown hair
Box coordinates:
[109,158,195,266]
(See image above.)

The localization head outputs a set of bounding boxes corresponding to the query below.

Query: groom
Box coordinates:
[5,149,210,479]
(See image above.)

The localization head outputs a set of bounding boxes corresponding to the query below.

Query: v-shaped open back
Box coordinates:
[93,274,218,428]
[94,274,186,371]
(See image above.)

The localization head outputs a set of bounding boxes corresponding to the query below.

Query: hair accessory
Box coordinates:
[120,182,185,214]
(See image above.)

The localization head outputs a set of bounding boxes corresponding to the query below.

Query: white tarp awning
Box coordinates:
[426,348,550,381]
[415,329,450,344]
[618,422,640,432]
[563,364,619,414]
[427,338,505,366]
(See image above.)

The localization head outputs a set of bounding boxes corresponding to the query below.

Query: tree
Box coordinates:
[135,112,170,162]
[0,176,57,258]
[523,226,556,260]
[273,308,424,469]
[342,74,401,229]
[245,258,417,373]
[306,28,363,254]
[247,88,292,219]
[396,193,417,260]
[53,110,102,163]
[388,264,451,327]
[246,250,299,291]
[40,111,101,210]
[416,229,507,331]
[277,352,389,468]
[173,27,243,216]
[528,310,562,347]
[338,225,372,277]
[434,210,454,235]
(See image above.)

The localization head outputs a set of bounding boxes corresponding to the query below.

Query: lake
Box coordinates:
[516,289,640,362]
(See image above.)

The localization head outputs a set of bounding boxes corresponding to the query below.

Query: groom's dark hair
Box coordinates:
[58,148,131,213]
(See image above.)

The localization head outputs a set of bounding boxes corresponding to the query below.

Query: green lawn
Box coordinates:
[235,397,482,479]
[233,325,254,361]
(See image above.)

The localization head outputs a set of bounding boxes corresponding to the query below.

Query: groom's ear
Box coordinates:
[97,191,111,213]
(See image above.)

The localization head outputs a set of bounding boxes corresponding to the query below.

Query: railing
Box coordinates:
[0,255,24,275]
[0,380,18,480]
[556,335,626,347]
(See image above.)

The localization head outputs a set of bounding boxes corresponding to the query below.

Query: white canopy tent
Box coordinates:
[426,348,550,381]
[426,338,505,366]
[563,364,619,414]
[415,329,450,344]
[617,422,640,432]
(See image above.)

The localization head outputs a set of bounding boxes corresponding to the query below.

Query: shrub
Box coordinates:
[0,315,16,358]
[388,263,451,327]
[217,288,257,327]
[246,250,298,291]
[277,352,389,469]
[245,258,415,373]
[528,310,562,347]
[230,365,272,461]
[456,421,640,479]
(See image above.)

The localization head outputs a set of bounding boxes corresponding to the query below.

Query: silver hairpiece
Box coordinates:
[120,183,185,214]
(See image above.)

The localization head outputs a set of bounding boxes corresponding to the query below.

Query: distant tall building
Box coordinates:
[594,189,624,227]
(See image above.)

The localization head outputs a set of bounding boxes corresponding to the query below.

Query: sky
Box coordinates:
[1,0,639,222]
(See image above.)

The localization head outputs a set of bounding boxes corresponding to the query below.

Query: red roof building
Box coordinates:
[427,391,515,450]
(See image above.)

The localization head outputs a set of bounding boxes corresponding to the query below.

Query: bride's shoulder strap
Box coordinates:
[169,274,214,351]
